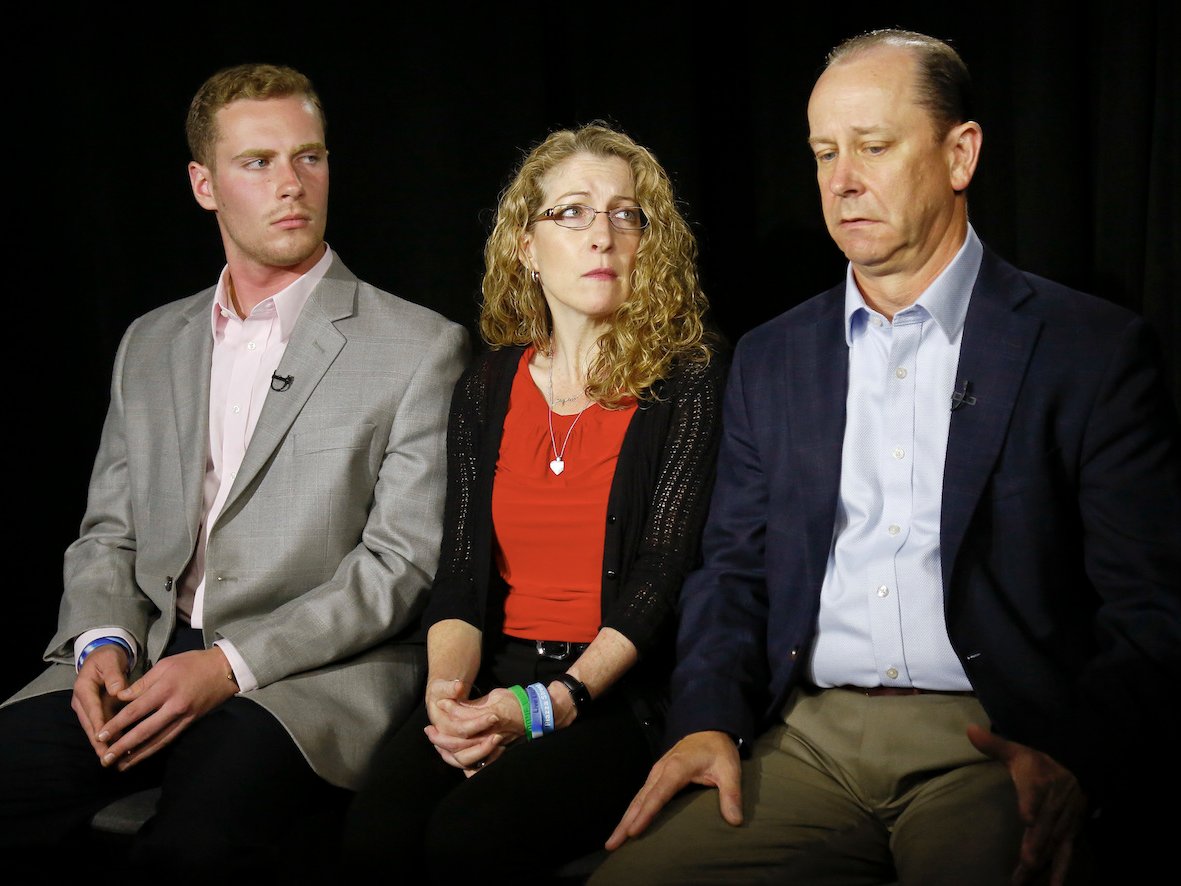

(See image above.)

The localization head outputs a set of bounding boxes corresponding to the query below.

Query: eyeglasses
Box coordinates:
[534,203,649,232]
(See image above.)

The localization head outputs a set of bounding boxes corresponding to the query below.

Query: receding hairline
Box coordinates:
[818,28,974,136]
[825,28,958,67]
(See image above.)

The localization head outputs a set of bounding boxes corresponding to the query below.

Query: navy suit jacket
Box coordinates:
[666,247,1181,803]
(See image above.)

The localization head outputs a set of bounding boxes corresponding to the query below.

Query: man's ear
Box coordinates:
[947,121,982,193]
[189,161,217,211]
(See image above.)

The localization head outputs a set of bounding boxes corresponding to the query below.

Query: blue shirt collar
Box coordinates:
[844,225,983,344]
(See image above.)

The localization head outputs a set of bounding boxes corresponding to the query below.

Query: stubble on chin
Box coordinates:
[250,226,326,269]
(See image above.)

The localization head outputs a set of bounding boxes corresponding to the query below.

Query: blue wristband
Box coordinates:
[529,682,555,734]
[77,636,133,672]
[525,683,545,739]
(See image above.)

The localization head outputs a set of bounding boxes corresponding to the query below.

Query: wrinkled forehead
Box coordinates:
[538,152,636,202]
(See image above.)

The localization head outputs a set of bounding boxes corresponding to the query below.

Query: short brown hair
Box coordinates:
[185,62,325,167]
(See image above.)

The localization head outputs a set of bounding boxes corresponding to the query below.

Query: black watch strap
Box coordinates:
[558,673,591,711]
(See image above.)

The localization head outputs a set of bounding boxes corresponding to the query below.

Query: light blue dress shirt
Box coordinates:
[808,226,983,690]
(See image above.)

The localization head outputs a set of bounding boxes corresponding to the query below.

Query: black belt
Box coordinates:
[507,636,591,661]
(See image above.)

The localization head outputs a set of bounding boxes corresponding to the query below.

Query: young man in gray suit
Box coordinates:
[0,63,469,875]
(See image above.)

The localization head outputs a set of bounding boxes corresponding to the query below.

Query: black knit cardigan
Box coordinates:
[421,344,728,750]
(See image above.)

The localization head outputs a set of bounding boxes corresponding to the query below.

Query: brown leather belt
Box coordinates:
[835,685,976,697]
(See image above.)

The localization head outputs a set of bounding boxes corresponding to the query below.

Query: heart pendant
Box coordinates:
[549,458,565,475]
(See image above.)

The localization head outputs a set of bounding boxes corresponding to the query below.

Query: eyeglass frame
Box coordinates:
[532,203,650,232]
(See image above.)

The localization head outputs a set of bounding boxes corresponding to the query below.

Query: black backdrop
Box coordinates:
[7,2,1177,700]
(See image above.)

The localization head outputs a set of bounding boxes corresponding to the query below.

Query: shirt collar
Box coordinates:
[843,225,983,345]
[210,244,335,340]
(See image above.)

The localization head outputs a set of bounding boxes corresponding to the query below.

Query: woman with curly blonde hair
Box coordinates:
[480,121,712,405]
[343,122,727,881]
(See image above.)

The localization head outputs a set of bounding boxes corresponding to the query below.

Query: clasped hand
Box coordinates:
[424,678,529,776]
[71,645,239,771]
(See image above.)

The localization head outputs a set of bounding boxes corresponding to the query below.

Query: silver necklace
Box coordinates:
[547,355,592,476]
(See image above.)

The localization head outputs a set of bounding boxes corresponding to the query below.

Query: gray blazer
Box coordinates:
[5,254,470,788]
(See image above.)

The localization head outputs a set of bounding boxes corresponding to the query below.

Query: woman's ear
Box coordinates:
[518,232,536,274]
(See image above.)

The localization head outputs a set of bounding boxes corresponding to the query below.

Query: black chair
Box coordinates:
[90,787,160,838]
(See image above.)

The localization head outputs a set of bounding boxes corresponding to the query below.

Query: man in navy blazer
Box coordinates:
[592,28,1180,886]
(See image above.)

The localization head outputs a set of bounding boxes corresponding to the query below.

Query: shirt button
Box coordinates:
[895,367,907,379]
[247,341,257,351]
[888,524,901,536]
[886,667,899,680]
[232,405,241,414]
[877,585,889,598]
[892,447,905,459]
[869,316,883,327]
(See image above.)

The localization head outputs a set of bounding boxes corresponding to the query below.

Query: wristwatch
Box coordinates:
[557,673,591,712]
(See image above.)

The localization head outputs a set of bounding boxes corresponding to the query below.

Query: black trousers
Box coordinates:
[340,635,654,882]
[0,627,349,881]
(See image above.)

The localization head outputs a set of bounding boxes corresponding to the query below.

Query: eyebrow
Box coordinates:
[552,190,638,204]
[808,126,889,146]
[233,142,327,161]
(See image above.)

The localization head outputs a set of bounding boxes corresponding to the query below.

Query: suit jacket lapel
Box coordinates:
[169,293,216,545]
[793,288,850,500]
[790,286,848,586]
[214,268,355,526]
[940,250,1042,590]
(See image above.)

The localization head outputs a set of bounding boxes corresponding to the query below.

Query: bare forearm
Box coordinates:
[426,619,483,685]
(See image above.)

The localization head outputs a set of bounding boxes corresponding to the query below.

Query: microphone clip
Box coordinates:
[950,380,977,412]
[270,372,294,393]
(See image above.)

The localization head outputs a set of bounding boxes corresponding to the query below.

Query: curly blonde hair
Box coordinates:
[480,122,713,407]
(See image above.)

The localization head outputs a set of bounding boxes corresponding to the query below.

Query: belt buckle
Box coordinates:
[536,640,572,660]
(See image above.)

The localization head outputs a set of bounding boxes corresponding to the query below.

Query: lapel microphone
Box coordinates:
[270,372,294,393]
[950,380,977,412]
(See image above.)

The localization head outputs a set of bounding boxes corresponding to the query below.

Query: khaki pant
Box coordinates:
[591,687,1039,886]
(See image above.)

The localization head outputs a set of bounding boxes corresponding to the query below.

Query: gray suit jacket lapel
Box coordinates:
[169,293,216,548]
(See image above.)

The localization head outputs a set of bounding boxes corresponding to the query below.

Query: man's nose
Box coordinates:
[274,160,304,198]
[827,153,862,196]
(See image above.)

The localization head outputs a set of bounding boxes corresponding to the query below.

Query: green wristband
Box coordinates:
[508,684,533,740]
